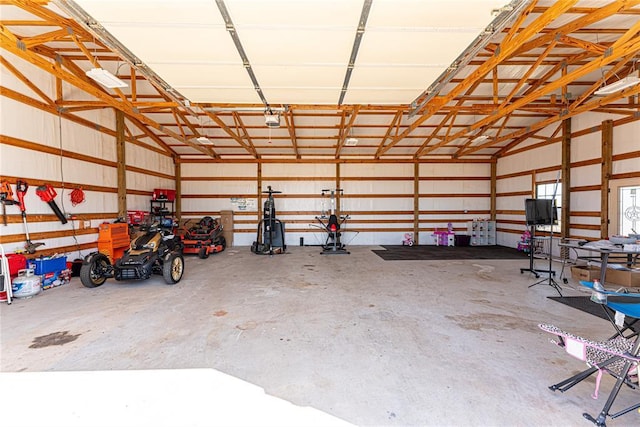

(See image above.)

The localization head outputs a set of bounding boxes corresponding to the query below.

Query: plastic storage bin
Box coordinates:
[30,256,67,275]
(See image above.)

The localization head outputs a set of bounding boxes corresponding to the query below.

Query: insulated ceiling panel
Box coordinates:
[366,0,503,27]
[73,0,501,106]
[225,1,361,104]
[344,89,427,104]
[179,87,263,104]
[153,63,253,87]
[93,25,236,63]
[256,88,344,105]
[13,0,635,161]
[349,0,502,103]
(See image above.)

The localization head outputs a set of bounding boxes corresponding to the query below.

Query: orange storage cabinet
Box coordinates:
[97,223,130,262]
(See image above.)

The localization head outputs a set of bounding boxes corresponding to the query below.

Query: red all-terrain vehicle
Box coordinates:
[181,216,226,259]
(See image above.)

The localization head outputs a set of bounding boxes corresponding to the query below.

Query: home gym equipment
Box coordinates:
[181,216,226,259]
[15,180,44,254]
[251,186,286,255]
[315,188,349,255]
[36,183,67,224]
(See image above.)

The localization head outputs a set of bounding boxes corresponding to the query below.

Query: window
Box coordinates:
[536,182,562,233]
[619,185,640,235]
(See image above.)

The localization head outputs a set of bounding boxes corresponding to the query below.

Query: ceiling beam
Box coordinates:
[202,110,254,158]
[230,112,259,158]
[463,80,640,157]
[375,111,403,159]
[335,106,360,158]
[425,29,640,157]
[0,54,53,104]
[283,110,300,159]
[379,0,581,157]
[0,24,212,157]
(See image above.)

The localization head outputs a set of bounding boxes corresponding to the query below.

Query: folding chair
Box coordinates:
[540,281,640,426]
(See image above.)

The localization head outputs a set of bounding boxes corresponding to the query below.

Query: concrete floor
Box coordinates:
[2,246,639,426]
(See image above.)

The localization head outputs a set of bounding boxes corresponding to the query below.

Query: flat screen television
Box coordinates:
[525,198,557,226]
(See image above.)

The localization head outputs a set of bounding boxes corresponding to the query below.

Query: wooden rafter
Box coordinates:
[379,0,582,157]
[22,28,70,49]
[128,117,177,155]
[0,25,211,157]
[501,0,539,46]
[3,0,640,161]
[283,110,300,159]
[501,40,558,107]
[465,82,640,157]
[335,106,359,158]
[427,29,640,156]
[416,79,486,158]
[200,110,253,157]
[571,52,638,110]
[557,35,607,55]
[0,54,53,104]
[375,110,403,159]
[230,112,258,158]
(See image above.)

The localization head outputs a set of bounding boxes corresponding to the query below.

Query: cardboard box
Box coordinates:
[605,268,640,287]
[571,265,601,282]
[41,269,71,290]
[571,265,640,287]
[220,210,234,247]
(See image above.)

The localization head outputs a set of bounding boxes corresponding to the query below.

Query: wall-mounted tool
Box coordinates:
[16,180,44,254]
[36,184,67,224]
[0,181,18,226]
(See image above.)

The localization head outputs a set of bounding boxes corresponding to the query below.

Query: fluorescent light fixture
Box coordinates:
[594,76,640,96]
[345,137,359,146]
[196,136,213,144]
[85,67,128,88]
[474,135,491,142]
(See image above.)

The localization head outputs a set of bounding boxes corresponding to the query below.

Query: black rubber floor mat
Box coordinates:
[371,245,528,261]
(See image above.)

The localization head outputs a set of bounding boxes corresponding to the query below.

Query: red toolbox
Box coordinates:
[1,254,27,278]
[152,188,176,201]
[127,210,148,225]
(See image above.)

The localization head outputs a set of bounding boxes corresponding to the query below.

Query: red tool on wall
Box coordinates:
[16,180,44,254]
[0,180,18,226]
[36,184,68,224]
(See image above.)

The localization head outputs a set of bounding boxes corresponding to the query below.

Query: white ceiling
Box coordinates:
[73,0,504,105]
[5,0,639,161]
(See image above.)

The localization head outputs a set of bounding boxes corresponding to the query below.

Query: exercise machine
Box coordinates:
[315,189,349,255]
[251,186,286,255]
